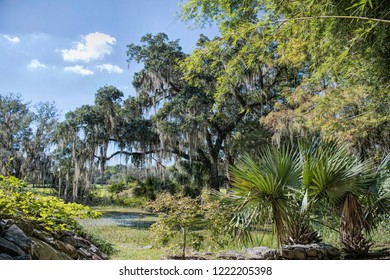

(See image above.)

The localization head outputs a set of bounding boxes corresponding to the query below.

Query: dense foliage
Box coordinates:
[0,176,100,232]
[1,0,389,258]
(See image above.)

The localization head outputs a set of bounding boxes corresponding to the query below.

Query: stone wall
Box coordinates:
[190,244,341,260]
[0,219,108,260]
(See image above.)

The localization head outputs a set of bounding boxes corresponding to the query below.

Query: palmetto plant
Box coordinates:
[229,140,386,256]
[229,145,302,245]
[301,140,375,256]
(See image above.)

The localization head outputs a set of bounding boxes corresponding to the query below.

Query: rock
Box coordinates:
[264,250,281,260]
[33,229,55,245]
[0,237,26,257]
[14,254,32,260]
[53,240,78,259]
[30,237,72,260]
[0,253,13,260]
[2,224,32,253]
[78,247,92,258]
[15,219,36,236]
[217,250,241,260]
[92,250,105,260]
[74,236,92,248]
[0,220,7,233]
[292,247,307,260]
[246,246,277,259]
[281,248,296,260]
[0,219,108,260]
[307,246,318,257]
[323,244,341,259]
[143,244,152,249]
[59,234,78,247]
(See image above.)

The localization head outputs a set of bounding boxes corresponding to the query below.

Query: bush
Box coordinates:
[132,176,177,200]
[149,193,203,258]
[0,175,27,192]
[111,189,147,208]
[0,189,101,231]
[108,181,128,194]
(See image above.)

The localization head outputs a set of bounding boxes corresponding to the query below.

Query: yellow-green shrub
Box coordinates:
[0,189,101,231]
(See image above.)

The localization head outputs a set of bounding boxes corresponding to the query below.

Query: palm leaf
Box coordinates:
[228,145,301,246]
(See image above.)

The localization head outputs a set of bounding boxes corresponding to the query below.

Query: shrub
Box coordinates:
[149,193,203,258]
[108,181,128,194]
[0,175,27,192]
[0,189,101,232]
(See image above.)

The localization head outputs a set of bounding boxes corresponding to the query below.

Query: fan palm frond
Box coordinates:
[229,145,301,246]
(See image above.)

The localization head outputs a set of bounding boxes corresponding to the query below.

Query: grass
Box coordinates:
[17,185,390,259]
[25,186,58,196]
[79,206,390,260]
[78,206,165,259]
[78,205,280,259]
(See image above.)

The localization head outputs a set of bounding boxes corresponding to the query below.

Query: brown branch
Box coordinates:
[95,147,203,163]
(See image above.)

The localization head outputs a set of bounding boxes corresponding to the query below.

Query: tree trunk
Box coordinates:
[181,227,186,259]
[64,169,70,202]
[58,174,62,198]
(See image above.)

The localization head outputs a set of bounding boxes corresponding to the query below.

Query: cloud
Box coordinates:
[96,63,123,74]
[2,34,20,43]
[61,32,116,62]
[27,59,47,69]
[64,65,94,76]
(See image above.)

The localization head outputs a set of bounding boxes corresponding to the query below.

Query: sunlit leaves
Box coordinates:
[0,187,101,232]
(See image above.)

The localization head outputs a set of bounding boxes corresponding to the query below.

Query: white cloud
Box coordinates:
[2,34,20,43]
[96,63,123,74]
[61,32,116,62]
[27,59,47,69]
[64,65,94,76]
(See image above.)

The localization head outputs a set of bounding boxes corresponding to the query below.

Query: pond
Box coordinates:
[87,210,157,229]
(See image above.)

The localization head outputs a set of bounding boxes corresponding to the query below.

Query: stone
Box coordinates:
[14,254,32,260]
[92,254,103,260]
[323,244,341,259]
[2,224,32,253]
[307,247,318,257]
[33,229,54,244]
[30,237,72,260]
[59,234,78,247]
[78,247,92,258]
[292,247,307,260]
[53,240,78,259]
[74,236,92,248]
[217,251,241,260]
[281,248,296,260]
[0,236,26,257]
[0,253,13,260]
[15,219,35,236]
[0,220,7,233]
[265,250,281,260]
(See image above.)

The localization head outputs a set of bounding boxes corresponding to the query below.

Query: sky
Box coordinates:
[0,0,219,117]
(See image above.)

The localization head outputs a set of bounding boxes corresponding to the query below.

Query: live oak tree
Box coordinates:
[53,85,158,201]
[0,94,58,184]
[23,102,59,186]
[0,93,33,177]
[126,32,295,190]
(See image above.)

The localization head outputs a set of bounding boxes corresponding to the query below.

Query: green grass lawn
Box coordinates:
[78,206,279,260]
[78,206,165,259]
[79,205,390,260]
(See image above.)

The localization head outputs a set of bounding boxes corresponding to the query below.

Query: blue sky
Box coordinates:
[0,0,218,117]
